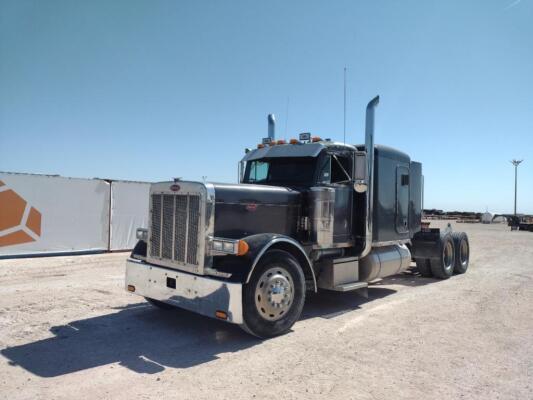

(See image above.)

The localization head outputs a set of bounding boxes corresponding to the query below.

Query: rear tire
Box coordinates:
[430,232,455,279]
[241,249,306,339]
[451,232,469,274]
[145,297,174,310]
[415,258,433,277]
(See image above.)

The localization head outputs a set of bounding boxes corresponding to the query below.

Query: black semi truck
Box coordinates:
[126,96,470,338]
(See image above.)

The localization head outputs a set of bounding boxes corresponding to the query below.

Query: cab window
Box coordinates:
[248,161,269,182]
[318,153,352,184]
[331,154,351,183]
[243,157,317,186]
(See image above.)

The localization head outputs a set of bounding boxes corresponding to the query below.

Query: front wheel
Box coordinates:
[241,249,306,338]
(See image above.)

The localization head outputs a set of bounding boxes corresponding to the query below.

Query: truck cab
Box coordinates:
[125,96,470,338]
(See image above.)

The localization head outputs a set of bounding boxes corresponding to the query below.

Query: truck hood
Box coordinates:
[212,183,302,239]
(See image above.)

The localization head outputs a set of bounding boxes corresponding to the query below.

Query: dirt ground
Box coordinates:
[0,221,532,400]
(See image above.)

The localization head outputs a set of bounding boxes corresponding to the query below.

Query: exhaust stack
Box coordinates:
[361,95,380,258]
[268,114,276,141]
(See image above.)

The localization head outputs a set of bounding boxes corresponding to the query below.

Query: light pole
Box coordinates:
[511,159,523,215]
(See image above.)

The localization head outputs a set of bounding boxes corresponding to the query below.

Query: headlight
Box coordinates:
[136,228,148,241]
[222,241,235,253]
[211,238,249,256]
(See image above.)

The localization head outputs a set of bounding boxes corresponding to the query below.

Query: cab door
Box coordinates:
[317,151,353,243]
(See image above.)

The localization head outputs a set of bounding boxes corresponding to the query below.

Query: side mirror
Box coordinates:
[353,151,367,193]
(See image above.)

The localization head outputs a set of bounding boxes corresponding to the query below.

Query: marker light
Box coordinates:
[312,136,322,142]
[289,138,299,144]
[215,310,228,320]
[257,144,265,149]
[276,139,286,145]
[237,240,249,256]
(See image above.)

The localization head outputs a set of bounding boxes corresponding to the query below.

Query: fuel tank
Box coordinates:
[212,183,301,239]
[358,244,411,282]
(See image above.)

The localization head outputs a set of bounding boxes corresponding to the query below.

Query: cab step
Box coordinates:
[331,281,368,292]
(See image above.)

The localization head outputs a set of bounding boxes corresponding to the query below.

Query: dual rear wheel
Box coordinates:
[416,231,470,279]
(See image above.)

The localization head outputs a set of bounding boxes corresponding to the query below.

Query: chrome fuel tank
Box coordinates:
[359,243,411,282]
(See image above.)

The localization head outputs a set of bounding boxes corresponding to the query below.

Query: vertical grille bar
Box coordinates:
[150,194,162,257]
[174,195,188,262]
[187,195,200,265]
[161,195,174,259]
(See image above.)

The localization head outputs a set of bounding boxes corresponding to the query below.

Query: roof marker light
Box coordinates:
[289,139,299,144]
[276,139,287,145]
[312,136,322,142]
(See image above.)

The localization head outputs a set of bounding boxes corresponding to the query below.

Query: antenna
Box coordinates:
[284,97,290,137]
[343,67,347,144]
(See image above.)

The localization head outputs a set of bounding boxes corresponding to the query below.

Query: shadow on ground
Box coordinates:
[374,267,440,288]
[1,270,437,378]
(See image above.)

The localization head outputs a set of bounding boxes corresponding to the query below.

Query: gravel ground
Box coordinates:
[0,221,532,400]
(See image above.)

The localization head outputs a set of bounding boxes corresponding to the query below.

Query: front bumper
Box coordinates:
[125,258,243,324]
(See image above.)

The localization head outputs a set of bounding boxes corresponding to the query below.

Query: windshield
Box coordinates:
[243,157,317,186]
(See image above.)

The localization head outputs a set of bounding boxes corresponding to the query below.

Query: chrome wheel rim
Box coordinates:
[443,241,454,271]
[254,266,294,321]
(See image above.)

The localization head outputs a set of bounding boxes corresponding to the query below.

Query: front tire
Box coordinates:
[242,249,306,338]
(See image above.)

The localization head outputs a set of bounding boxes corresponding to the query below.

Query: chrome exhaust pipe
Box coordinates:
[268,114,276,141]
[360,95,379,258]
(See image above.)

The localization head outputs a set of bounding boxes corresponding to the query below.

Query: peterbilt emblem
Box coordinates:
[245,203,258,212]
[170,184,180,192]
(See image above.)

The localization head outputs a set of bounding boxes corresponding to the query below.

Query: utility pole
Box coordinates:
[511,159,523,215]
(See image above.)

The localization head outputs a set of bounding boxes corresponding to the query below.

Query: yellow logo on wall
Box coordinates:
[0,180,42,247]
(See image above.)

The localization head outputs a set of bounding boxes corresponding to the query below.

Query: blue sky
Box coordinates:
[1,0,532,214]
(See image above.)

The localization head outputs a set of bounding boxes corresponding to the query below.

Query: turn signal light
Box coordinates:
[237,240,249,256]
[312,136,322,142]
[127,285,136,292]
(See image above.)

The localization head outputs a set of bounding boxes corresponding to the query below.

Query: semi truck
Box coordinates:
[125,96,470,338]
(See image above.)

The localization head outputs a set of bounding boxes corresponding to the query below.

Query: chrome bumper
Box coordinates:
[125,258,243,324]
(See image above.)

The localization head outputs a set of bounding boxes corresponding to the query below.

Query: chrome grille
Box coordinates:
[149,193,201,266]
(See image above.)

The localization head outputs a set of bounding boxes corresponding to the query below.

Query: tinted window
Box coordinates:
[331,155,351,183]
[244,157,316,185]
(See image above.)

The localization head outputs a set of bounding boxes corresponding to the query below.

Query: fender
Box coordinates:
[242,233,317,292]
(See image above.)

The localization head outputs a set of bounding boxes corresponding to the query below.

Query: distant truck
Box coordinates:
[508,215,533,232]
[125,96,470,338]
